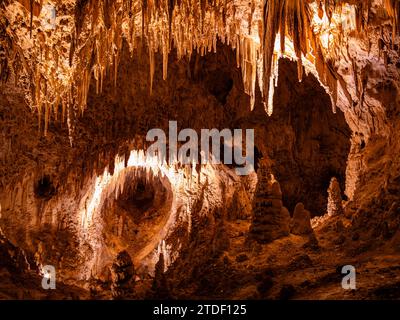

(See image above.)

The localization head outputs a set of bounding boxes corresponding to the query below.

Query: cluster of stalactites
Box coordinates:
[68,0,263,112]
[261,0,400,115]
[0,0,399,136]
[1,0,264,136]
[261,0,314,114]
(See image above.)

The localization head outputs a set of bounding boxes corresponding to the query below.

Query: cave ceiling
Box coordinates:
[0,0,398,133]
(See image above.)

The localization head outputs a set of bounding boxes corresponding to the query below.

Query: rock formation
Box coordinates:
[290,203,313,236]
[0,230,31,274]
[0,0,399,301]
[249,167,290,244]
[110,250,134,299]
[228,186,252,220]
[327,178,344,217]
[150,252,170,299]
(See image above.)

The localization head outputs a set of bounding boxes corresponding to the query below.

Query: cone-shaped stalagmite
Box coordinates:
[111,250,134,299]
[228,186,252,220]
[327,177,344,216]
[150,252,171,299]
[290,203,313,235]
[249,165,290,243]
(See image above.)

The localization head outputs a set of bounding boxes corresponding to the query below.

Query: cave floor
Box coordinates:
[1,215,400,300]
[170,217,400,300]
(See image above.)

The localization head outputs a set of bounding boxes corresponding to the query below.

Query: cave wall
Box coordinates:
[0,0,399,300]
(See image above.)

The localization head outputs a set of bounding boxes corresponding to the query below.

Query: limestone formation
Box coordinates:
[228,186,252,220]
[110,250,134,299]
[327,178,344,217]
[249,167,290,244]
[0,0,399,301]
[150,252,170,299]
[290,203,313,236]
[0,231,30,274]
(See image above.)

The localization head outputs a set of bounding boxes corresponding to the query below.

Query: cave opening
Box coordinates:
[34,175,56,200]
[95,167,174,282]
[117,179,157,218]
[188,45,351,216]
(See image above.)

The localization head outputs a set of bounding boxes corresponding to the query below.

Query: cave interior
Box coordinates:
[0,0,400,300]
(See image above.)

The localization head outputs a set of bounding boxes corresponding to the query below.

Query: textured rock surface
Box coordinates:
[290,203,313,236]
[110,250,134,299]
[149,252,170,299]
[249,166,290,243]
[0,0,399,300]
[327,178,345,217]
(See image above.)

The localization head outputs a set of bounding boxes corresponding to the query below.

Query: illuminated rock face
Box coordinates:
[0,0,399,300]
[0,0,398,124]
[327,177,344,217]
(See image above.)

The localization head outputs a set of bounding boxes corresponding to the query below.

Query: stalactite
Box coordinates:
[262,0,314,112]
[162,36,169,81]
[385,0,400,45]
[238,37,258,111]
[262,0,279,113]
[44,101,49,136]
[29,0,33,38]
[1,0,398,126]
[149,42,155,95]
[267,52,279,116]
[67,106,73,147]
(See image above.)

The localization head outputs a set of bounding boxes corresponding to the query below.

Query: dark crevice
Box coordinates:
[34,175,56,200]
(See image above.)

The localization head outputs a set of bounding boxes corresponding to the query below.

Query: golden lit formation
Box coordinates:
[0,0,398,133]
[0,0,399,302]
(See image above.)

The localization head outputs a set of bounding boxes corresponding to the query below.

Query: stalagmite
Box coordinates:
[290,203,313,236]
[228,186,252,220]
[110,250,135,299]
[327,177,344,216]
[150,252,170,299]
[249,166,290,244]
